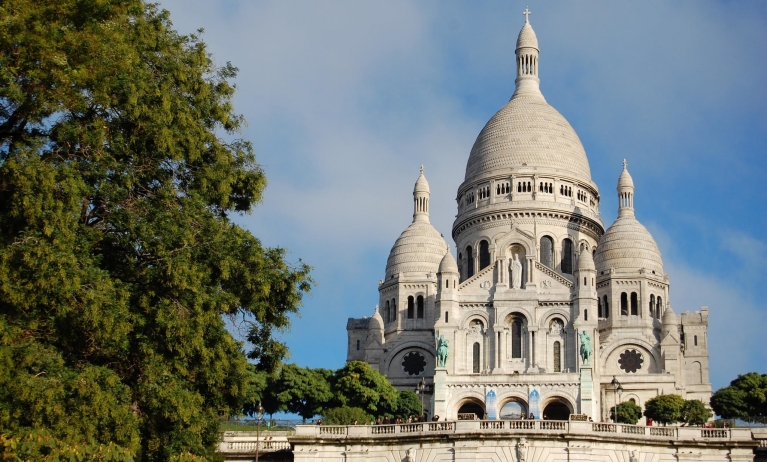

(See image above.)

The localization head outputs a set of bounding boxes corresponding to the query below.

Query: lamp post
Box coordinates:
[255,402,264,462]
[610,376,622,423]
[415,378,426,421]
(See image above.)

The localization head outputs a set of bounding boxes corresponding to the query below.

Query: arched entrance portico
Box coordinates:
[542,398,572,420]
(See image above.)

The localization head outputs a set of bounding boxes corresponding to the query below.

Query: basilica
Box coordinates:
[346,15,711,423]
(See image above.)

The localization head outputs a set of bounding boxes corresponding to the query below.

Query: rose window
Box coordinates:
[618,349,643,373]
[402,351,427,376]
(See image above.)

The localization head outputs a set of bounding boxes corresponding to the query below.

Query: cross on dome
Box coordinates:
[420,165,424,174]
[623,158,628,170]
[523,7,531,23]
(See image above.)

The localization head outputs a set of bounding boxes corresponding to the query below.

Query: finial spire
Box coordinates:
[420,164,424,175]
[523,7,531,23]
[617,160,635,218]
[622,158,627,170]
[413,165,431,223]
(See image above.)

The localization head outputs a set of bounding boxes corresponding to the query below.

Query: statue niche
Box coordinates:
[508,244,527,289]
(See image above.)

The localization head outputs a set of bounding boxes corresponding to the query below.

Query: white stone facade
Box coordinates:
[347,16,712,423]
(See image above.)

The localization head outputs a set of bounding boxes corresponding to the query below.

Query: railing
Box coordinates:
[621,425,646,435]
[701,429,728,438]
[509,420,536,430]
[399,424,421,433]
[650,427,675,437]
[540,421,566,431]
[592,423,617,433]
[480,421,505,430]
[428,422,454,432]
[318,426,346,436]
[371,424,396,435]
[224,440,291,452]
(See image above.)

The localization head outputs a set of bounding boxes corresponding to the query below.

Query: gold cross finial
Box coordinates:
[523,7,531,23]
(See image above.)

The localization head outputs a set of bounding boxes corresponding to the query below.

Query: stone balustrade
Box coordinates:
[293,420,753,443]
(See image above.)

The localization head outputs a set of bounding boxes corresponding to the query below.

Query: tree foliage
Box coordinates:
[682,400,713,426]
[610,401,643,425]
[276,365,334,422]
[0,1,311,460]
[643,394,686,425]
[331,361,399,417]
[710,372,767,419]
[395,391,423,420]
[322,407,373,425]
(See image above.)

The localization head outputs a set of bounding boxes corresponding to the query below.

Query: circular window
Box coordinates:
[402,351,427,376]
[618,349,644,373]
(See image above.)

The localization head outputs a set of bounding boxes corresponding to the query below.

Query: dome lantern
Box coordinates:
[514,8,542,98]
[413,165,430,223]
[617,159,635,218]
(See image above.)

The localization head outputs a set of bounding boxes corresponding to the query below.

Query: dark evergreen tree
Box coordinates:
[0,1,311,460]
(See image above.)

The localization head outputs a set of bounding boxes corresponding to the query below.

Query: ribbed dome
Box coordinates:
[414,166,430,194]
[618,163,634,189]
[385,221,447,278]
[516,22,539,49]
[369,306,383,331]
[438,248,459,274]
[595,216,664,275]
[577,247,595,271]
[464,94,593,183]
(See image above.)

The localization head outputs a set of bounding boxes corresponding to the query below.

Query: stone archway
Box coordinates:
[542,398,572,421]
[456,399,485,420]
[499,398,528,419]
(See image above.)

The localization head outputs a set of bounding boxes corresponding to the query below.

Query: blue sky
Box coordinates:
[158,1,767,390]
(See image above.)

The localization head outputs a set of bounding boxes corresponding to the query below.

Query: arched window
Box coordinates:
[458,252,463,280]
[620,293,628,315]
[540,236,554,268]
[356,340,360,350]
[553,341,561,372]
[650,295,655,318]
[407,296,414,319]
[479,240,491,270]
[511,320,522,359]
[630,292,638,315]
[445,311,449,323]
[472,342,481,373]
[603,295,609,318]
[598,298,603,318]
[657,296,663,318]
[446,279,449,289]
[385,300,390,323]
[694,335,698,346]
[584,309,588,321]
[416,295,424,319]
[466,246,475,278]
[391,299,396,320]
[561,239,573,274]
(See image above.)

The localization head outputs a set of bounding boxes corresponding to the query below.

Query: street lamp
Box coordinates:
[255,402,265,462]
[610,376,622,423]
[415,378,426,421]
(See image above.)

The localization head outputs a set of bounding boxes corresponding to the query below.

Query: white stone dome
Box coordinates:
[595,216,664,275]
[577,247,596,272]
[438,248,459,274]
[369,306,384,331]
[516,21,539,49]
[618,163,635,189]
[414,167,430,194]
[463,93,593,183]
[385,221,447,278]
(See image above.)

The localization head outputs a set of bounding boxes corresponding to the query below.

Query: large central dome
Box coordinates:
[464,94,592,183]
[463,18,593,186]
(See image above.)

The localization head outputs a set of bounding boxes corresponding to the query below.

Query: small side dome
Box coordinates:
[438,247,459,274]
[577,247,595,272]
[369,306,383,331]
[595,217,664,275]
[662,305,677,326]
[385,221,447,277]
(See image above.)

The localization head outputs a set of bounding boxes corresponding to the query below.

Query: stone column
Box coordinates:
[579,367,595,418]
[432,368,448,422]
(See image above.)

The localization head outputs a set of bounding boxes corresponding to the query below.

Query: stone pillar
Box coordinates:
[433,368,448,421]
[579,367,595,418]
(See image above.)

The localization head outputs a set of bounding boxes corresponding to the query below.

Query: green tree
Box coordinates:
[331,361,399,417]
[682,400,713,426]
[710,372,767,419]
[322,407,373,425]
[395,391,423,420]
[643,394,686,425]
[0,1,311,460]
[277,365,334,422]
[610,401,643,424]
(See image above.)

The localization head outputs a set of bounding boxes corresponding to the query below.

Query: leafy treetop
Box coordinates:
[0,1,311,460]
[710,372,767,419]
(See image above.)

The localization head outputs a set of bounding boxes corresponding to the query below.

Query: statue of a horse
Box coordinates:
[436,334,449,368]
